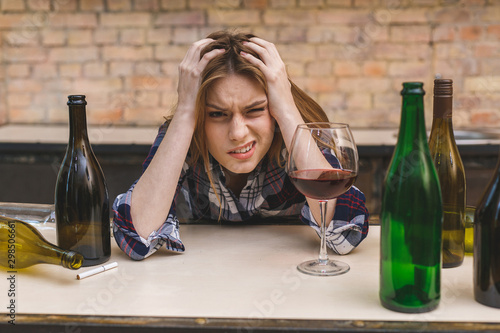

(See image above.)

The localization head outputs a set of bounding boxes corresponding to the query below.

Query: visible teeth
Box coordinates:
[232,143,252,154]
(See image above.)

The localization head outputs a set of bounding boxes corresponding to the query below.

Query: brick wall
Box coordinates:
[0,0,499,129]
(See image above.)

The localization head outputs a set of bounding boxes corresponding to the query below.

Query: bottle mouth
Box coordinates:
[401,82,425,95]
[434,79,453,97]
[63,251,84,270]
[67,95,87,106]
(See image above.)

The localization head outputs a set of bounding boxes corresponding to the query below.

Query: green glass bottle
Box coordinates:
[55,95,111,267]
[380,82,443,313]
[473,157,500,308]
[428,79,466,268]
[0,216,83,270]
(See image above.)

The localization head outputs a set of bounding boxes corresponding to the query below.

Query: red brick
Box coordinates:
[134,0,160,10]
[84,62,108,78]
[388,61,430,78]
[4,29,40,46]
[10,107,44,123]
[460,25,483,41]
[27,0,51,11]
[363,61,387,77]
[1,0,25,11]
[4,47,47,62]
[72,78,123,93]
[80,0,105,11]
[264,9,316,25]
[391,26,431,43]
[53,0,77,11]
[147,28,172,44]
[6,64,30,78]
[305,61,331,77]
[172,27,200,44]
[49,47,98,62]
[317,9,370,25]
[155,45,189,61]
[68,30,93,45]
[337,77,391,93]
[126,75,174,91]
[481,7,500,22]
[244,0,268,9]
[0,14,25,28]
[432,25,455,42]
[347,92,372,110]
[124,107,166,124]
[7,79,43,92]
[94,29,119,44]
[7,93,31,108]
[103,46,153,60]
[474,42,500,58]
[33,64,58,79]
[121,29,146,45]
[100,13,151,27]
[334,61,361,77]
[470,110,500,126]
[486,24,500,40]
[160,0,187,10]
[277,27,307,43]
[299,0,322,7]
[432,9,471,23]
[208,9,260,25]
[278,43,316,62]
[381,9,428,24]
[107,0,131,11]
[59,63,82,78]
[155,11,205,26]
[372,42,431,60]
[110,62,134,76]
[51,13,98,28]
[42,29,66,46]
[324,0,351,7]
[269,0,295,8]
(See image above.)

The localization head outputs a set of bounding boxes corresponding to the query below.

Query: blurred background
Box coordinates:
[1,0,499,128]
[1,0,500,214]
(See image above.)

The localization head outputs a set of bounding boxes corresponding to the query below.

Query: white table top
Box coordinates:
[1,222,499,324]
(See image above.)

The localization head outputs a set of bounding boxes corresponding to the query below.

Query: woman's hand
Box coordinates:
[240,37,300,125]
[240,37,303,150]
[176,38,224,117]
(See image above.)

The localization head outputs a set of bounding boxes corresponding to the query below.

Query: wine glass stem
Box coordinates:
[318,200,329,264]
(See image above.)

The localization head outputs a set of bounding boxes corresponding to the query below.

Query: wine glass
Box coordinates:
[287,122,359,276]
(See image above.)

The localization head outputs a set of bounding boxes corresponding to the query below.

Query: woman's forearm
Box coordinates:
[131,110,195,239]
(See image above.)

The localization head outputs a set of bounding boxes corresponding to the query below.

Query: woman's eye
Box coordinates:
[248,108,265,114]
[208,111,225,118]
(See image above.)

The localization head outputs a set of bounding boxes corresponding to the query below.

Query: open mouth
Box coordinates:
[229,141,255,154]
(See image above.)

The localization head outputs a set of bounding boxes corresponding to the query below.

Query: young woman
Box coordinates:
[113,31,369,260]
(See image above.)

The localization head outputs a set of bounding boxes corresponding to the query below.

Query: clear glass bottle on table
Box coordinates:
[55,95,111,267]
[379,82,443,313]
[0,216,83,270]
[428,78,466,268]
[474,156,500,308]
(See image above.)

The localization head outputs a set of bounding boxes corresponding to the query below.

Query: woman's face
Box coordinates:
[204,74,275,175]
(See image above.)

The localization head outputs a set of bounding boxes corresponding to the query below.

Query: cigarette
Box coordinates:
[77,262,118,280]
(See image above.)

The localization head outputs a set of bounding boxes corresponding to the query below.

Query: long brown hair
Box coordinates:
[189,30,328,171]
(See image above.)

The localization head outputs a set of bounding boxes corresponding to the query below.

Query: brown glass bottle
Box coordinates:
[55,95,111,267]
[428,79,466,268]
[1,216,83,270]
[474,157,500,308]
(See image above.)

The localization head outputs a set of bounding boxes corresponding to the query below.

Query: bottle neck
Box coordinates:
[40,246,83,270]
[398,93,427,146]
[68,105,89,147]
[433,95,453,119]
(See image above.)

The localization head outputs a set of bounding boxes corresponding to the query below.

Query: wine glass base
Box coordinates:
[297,259,350,276]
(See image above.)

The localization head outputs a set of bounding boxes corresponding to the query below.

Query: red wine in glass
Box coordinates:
[289,169,357,200]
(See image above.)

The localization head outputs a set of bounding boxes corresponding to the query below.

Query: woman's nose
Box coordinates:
[228,115,248,141]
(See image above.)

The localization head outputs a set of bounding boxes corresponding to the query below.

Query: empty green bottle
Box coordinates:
[380,82,443,313]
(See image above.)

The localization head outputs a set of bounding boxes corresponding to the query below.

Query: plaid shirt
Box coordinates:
[113,123,369,260]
